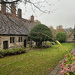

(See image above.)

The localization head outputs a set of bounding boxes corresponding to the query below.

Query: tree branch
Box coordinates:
[27,0,51,13]
[0,0,54,13]
[0,0,20,4]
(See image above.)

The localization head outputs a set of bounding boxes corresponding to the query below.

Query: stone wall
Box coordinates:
[0,35,27,50]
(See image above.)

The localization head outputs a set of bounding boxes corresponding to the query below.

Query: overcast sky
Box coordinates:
[19,0,75,29]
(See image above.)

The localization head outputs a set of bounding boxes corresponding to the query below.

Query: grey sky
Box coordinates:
[19,0,75,29]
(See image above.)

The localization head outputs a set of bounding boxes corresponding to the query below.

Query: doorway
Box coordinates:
[24,40,26,47]
[3,41,8,49]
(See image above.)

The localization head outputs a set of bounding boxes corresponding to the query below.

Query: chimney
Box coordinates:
[1,3,6,14]
[11,3,16,17]
[31,15,34,22]
[18,9,22,18]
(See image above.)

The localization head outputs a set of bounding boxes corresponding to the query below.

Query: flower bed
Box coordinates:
[60,52,75,75]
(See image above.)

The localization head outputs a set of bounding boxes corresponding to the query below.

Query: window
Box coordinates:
[18,37,20,42]
[13,37,14,43]
[10,37,12,43]
[21,37,22,42]
[18,37,22,42]
[10,37,15,43]
[0,37,1,45]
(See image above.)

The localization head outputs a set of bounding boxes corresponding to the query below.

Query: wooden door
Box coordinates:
[24,40,26,47]
[3,41,8,49]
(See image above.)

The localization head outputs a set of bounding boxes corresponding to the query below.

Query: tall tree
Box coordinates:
[29,24,52,47]
[49,26,55,37]
[56,25,65,34]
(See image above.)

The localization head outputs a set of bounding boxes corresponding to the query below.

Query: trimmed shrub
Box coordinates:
[56,32,66,42]
[29,24,53,47]
[29,24,52,41]
[0,50,6,56]
[0,47,26,58]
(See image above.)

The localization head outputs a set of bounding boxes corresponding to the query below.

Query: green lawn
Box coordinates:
[0,43,74,75]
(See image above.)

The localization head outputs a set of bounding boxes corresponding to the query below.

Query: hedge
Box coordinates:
[0,47,26,58]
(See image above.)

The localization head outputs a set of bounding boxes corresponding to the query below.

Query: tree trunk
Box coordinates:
[36,41,42,48]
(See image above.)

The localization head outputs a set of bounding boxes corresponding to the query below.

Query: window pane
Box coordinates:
[13,37,14,43]
[10,37,12,43]
[21,37,22,42]
[18,37,20,42]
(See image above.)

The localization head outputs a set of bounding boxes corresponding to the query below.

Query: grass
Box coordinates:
[0,43,74,75]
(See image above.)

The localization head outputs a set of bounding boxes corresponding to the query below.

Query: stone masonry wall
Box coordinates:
[0,35,27,50]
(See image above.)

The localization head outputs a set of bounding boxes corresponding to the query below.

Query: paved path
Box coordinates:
[48,48,75,75]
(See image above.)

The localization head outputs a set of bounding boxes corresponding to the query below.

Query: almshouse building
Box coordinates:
[0,3,35,49]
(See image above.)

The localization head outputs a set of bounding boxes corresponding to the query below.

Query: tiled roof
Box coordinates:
[0,14,35,35]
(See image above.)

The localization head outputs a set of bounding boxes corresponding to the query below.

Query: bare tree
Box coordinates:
[0,0,54,13]
[56,25,65,34]
[49,26,55,37]
[35,20,41,25]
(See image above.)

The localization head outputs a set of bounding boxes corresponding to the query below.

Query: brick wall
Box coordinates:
[31,15,34,23]
[11,3,16,18]
[1,4,6,14]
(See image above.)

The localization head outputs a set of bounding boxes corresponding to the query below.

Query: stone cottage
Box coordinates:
[0,3,35,49]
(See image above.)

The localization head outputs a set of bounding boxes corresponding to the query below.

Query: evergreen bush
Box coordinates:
[56,32,66,42]
[29,24,53,47]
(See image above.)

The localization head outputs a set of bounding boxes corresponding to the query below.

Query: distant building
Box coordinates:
[0,3,35,49]
[65,27,72,34]
[66,29,74,42]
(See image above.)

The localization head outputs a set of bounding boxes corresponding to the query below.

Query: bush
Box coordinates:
[0,47,26,58]
[29,24,52,41]
[42,41,55,48]
[29,24,53,47]
[56,32,66,42]
[0,50,6,56]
